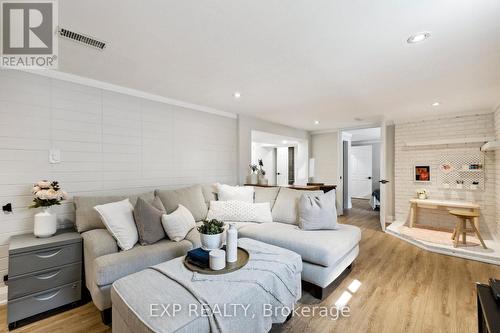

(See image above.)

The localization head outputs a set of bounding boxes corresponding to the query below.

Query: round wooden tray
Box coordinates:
[183,247,249,275]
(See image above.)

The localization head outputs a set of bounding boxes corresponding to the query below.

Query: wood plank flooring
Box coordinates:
[1,199,499,333]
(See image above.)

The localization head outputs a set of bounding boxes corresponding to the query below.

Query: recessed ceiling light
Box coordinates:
[282,140,288,144]
[233,91,241,99]
[432,102,440,107]
[354,117,364,122]
[407,32,431,44]
[314,120,320,125]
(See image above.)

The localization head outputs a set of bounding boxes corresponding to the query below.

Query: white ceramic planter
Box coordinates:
[258,175,268,185]
[200,232,223,251]
[34,207,57,238]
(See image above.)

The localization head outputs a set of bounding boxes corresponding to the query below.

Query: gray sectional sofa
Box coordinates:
[73,184,361,322]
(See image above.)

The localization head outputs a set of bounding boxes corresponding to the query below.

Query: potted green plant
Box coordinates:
[197,219,225,250]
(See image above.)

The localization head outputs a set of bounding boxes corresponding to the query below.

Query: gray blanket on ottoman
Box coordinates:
[111,238,302,333]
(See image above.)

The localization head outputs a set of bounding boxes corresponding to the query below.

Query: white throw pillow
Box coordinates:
[207,200,273,223]
[161,204,196,242]
[217,184,254,202]
[94,199,138,251]
[272,187,324,225]
[299,190,338,230]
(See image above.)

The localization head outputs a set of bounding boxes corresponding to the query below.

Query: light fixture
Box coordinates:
[314,120,320,125]
[432,102,440,107]
[233,91,241,99]
[354,117,364,122]
[282,140,288,144]
[407,32,431,44]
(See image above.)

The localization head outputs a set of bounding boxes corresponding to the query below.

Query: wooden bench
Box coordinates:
[408,198,480,230]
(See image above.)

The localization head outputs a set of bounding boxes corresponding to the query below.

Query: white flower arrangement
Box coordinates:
[30,180,68,208]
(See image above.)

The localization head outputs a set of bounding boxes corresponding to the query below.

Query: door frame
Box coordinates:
[338,122,394,231]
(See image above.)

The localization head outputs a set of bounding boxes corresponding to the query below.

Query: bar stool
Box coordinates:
[449,209,487,249]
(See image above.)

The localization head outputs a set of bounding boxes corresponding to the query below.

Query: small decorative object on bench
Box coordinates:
[30,180,68,238]
[197,219,225,250]
[257,159,268,185]
[183,246,250,275]
[209,249,226,270]
[416,189,427,200]
[226,223,238,262]
[246,163,259,184]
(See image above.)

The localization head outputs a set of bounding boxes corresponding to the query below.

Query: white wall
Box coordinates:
[238,115,309,184]
[311,132,339,184]
[394,113,497,239]
[0,70,238,302]
[495,108,500,240]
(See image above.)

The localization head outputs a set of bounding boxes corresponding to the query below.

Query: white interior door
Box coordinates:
[351,145,372,199]
[276,147,289,186]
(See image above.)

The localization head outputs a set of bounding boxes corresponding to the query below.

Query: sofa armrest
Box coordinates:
[81,229,118,290]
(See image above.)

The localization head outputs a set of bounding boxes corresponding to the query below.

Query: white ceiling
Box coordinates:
[58,0,500,130]
[251,130,301,147]
[344,127,381,142]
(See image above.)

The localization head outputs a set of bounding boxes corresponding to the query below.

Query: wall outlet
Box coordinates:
[2,203,12,214]
[49,148,61,164]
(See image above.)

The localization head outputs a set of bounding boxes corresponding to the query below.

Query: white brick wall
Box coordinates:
[394,113,497,240]
[495,108,500,241]
[0,70,238,300]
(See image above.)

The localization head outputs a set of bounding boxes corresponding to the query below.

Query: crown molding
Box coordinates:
[20,69,237,119]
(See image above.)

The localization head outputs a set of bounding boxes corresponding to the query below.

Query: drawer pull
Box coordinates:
[35,249,62,259]
[34,270,61,280]
[33,289,61,301]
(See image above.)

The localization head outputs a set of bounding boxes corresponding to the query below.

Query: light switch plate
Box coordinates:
[49,149,61,164]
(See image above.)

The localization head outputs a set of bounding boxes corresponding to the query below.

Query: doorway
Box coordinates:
[340,126,394,230]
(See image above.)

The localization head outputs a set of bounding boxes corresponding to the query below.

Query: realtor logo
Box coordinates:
[1,0,58,68]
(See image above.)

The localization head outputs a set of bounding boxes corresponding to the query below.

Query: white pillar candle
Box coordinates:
[209,249,226,270]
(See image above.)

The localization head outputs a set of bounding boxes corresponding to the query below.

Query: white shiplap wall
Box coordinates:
[394,113,497,240]
[0,70,238,302]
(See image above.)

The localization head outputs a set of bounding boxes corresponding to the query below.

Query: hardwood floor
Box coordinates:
[1,202,499,333]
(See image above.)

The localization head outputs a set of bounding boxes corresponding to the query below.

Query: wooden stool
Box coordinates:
[449,209,487,249]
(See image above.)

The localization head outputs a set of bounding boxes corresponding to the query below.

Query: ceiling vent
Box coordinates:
[58,27,106,50]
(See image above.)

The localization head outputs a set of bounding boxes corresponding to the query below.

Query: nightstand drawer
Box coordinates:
[9,243,82,277]
[8,262,81,300]
[8,281,81,324]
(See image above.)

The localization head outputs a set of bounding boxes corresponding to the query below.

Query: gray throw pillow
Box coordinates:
[299,190,338,230]
[155,185,208,221]
[133,197,166,245]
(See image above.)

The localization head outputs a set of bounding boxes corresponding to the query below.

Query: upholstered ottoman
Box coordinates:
[111,238,302,333]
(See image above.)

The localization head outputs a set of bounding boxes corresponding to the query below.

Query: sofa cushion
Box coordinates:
[133,197,166,245]
[271,188,324,225]
[217,184,254,202]
[238,222,361,267]
[200,183,218,206]
[254,186,280,209]
[93,239,192,286]
[155,185,208,221]
[206,200,273,223]
[161,204,196,242]
[299,190,338,230]
[74,191,155,233]
[94,199,138,251]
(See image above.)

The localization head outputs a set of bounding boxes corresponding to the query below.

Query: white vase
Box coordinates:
[34,207,57,238]
[200,232,223,251]
[226,223,238,263]
[258,175,268,186]
[246,173,258,185]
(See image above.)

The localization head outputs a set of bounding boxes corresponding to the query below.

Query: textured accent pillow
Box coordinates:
[217,184,254,202]
[94,199,138,251]
[155,185,208,221]
[206,200,273,223]
[74,192,155,233]
[161,204,196,242]
[133,197,166,245]
[298,190,338,230]
[272,188,324,225]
